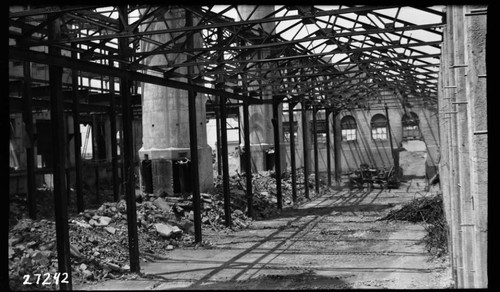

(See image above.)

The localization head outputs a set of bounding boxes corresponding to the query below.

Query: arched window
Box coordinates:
[340,115,357,141]
[402,112,420,140]
[371,114,388,140]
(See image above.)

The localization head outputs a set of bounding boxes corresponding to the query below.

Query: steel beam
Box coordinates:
[186,10,203,243]
[71,46,84,213]
[22,60,37,220]
[289,101,298,204]
[48,17,72,291]
[301,101,310,199]
[118,6,140,273]
[8,47,261,104]
[220,88,231,227]
[109,61,120,202]
[243,99,253,218]
[312,104,320,194]
[272,97,283,210]
[332,110,341,184]
[325,109,331,187]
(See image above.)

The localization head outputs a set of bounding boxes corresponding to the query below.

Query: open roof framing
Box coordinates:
[9,4,444,109]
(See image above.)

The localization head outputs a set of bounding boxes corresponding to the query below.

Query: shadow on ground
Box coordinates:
[177,271,353,290]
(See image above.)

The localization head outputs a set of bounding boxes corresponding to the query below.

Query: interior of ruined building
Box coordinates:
[8,5,488,290]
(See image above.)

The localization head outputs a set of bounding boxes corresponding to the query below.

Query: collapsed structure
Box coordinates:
[8,5,487,289]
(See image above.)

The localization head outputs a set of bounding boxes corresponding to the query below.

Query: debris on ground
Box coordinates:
[379,193,448,257]
[9,169,331,290]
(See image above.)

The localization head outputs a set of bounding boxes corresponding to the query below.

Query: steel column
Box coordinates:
[92,114,100,203]
[243,100,253,218]
[312,105,320,194]
[109,59,120,202]
[272,97,283,210]
[220,92,231,227]
[22,60,37,219]
[118,5,140,273]
[215,106,222,175]
[71,46,84,213]
[384,103,397,176]
[186,10,202,242]
[325,109,332,187]
[48,17,72,291]
[301,101,310,199]
[288,101,297,204]
[332,110,341,184]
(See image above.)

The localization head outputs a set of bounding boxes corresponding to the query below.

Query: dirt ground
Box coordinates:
[76,179,453,290]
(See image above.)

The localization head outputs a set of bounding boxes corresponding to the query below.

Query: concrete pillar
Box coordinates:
[453,6,475,287]
[237,6,286,172]
[464,5,488,288]
[138,8,212,195]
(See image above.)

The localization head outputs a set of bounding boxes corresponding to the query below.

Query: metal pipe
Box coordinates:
[301,101,310,199]
[118,5,140,273]
[48,17,72,290]
[312,104,320,194]
[71,45,84,212]
[289,101,297,204]
[186,10,203,242]
[272,97,283,210]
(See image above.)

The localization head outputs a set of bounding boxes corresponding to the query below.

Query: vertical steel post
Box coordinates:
[325,108,332,187]
[71,45,84,212]
[220,92,231,227]
[92,114,100,202]
[118,5,140,273]
[272,97,283,210]
[312,104,320,194]
[48,17,72,291]
[288,101,297,204]
[186,10,202,242]
[243,100,253,218]
[301,101,310,199]
[109,58,120,202]
[22,59,36,219]
[332,110,341,183]
[384,103,397,176]
[215,105,222,175]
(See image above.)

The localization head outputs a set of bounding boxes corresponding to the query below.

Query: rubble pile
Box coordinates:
[9,169,331,290]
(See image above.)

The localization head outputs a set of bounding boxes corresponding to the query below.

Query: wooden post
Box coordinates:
[48,17,72,290]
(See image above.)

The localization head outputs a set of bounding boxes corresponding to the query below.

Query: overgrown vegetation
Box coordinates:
[380,193,448,258]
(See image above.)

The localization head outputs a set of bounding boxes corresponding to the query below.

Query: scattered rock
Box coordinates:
[104,226,116,234]
[155,223,182,238]
[153,197,171,212]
